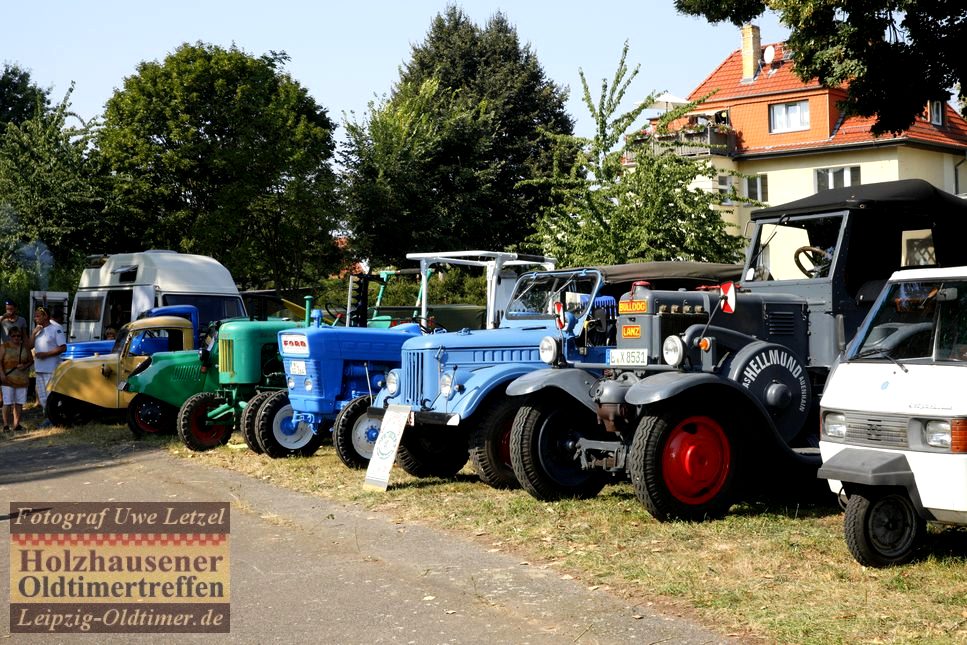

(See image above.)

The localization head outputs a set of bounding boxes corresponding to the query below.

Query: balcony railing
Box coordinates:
[623,125,738,163]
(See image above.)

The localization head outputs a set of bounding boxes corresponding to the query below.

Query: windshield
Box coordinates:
[850,279,967,362]
[504,271,602,321]
[745,214,844,281]
[162,294,246,325]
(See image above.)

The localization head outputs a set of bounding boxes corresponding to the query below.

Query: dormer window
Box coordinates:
[929,100,944,125]
[769,100,810,133]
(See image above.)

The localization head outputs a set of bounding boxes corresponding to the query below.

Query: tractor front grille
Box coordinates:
[218,338,234,377]
[402,350,425,405]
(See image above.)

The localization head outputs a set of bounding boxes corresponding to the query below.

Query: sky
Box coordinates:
[5,1,789,141]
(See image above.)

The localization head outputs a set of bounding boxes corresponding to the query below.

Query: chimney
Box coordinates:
[741,23,761,81]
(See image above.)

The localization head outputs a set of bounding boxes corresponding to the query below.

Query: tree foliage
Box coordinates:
[342,7,573,265]
[527,44,745,267]
[0,64,51,127]
[97,43,342,290]
[0,86,102,295]
[675,1,967,135]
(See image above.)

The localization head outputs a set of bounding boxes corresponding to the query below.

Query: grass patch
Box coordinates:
[31,421,967,644]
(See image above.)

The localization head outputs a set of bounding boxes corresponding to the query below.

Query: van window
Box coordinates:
[162,295,246,325]
[74,297,103,322]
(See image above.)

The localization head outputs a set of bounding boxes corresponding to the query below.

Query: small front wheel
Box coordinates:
[628,405,737,522]
[255,390,324,458]
[45,392,90,428]
[127,394,176,438]
[844,489,925,567]
[177,392,234,452]
[332,395,377,469]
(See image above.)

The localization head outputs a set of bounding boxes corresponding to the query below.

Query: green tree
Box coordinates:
[527,44,745,266]
[343,7,573,264]
[342,79,497,266]
[0,86,102,295]
[675,1,967,134]
[97,43,341,291]
[0,64,51,127]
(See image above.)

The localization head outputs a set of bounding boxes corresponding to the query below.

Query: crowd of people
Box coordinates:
[0,299,67,435]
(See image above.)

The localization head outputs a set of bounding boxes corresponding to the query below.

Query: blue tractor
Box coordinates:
[275,252,555,466]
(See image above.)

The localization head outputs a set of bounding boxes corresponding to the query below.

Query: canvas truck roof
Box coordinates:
[77,251,240,294]
[751,179,967,221]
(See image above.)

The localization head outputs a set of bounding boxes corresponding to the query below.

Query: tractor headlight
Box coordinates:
[304,378,313,392]
[924,420,951,449]
[539,336,559,365]
[386,370,399,396]
[287,377,296,389]
[662,335,685,367]
[823,412,847,439]
[440,372,454,399]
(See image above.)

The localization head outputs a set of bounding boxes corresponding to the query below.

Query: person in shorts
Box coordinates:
[29,306,66,427]
[1,327,32,432]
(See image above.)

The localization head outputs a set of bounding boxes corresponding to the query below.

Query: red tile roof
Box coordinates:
[688,41,967,156]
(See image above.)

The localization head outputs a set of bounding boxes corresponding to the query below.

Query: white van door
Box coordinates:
[70,290,108,341]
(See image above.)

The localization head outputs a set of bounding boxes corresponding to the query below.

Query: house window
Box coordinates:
[769,100,810,133]
[746,174,769,202]
[717,175,734,204]
[930,100,944,125]
[816,166,861,192]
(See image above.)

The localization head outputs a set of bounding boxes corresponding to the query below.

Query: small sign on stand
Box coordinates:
[363,404,410,491]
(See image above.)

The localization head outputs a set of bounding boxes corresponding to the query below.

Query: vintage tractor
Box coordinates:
[505,179,967,521]
[365,261,741,487]
[279,251,555,469]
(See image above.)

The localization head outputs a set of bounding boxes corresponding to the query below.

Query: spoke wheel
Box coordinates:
[845,490,925,567]
[333,395,377,469]
[177,391,234,452]
[127,394,176,438]
[255,390,324,458]
[629,407,737,521]
[510,393,607,501]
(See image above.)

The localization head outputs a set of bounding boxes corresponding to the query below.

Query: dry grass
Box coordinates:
[27,421,967,644]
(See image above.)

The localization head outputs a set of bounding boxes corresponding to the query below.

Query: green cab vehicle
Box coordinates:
[46,316,196,428]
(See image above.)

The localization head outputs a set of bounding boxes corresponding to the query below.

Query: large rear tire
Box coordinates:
[177,391,234,452]
[509,393,607,500]
[333,395,377,469]
[397,425,468,479]
[628,405,737,522]
[127,394,176,438]
[240,391,274,454]
[468,396,520,489]
[255,390,325,458]
[844,489,925,567]
[45,392,90,428]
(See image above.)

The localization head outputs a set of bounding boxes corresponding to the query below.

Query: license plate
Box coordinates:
[290,360,307,375]
[608,349,649,366]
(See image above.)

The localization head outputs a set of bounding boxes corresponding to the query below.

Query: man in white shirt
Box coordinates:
[29,306,67,427]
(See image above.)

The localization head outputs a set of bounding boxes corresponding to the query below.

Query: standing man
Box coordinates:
[29,306,66,427]
[0,299,27,343]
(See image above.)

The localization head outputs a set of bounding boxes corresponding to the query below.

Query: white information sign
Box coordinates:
[363,404,410,491]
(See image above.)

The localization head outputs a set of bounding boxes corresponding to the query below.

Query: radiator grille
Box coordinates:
[402,350,425,405]
[767,311,797,336]
[218,339,234,377]
[844,412,909,449]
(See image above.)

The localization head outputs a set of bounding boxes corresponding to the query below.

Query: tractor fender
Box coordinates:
[625,371,812,464]
[441,363,548,420]
[817,448,927,517]
[505,368,599,413]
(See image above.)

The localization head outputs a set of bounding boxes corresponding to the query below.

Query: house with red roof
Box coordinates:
[640,24,967,234]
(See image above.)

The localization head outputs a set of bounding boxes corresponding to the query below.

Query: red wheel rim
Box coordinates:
[661,415,731,505]
[189,403,230,447]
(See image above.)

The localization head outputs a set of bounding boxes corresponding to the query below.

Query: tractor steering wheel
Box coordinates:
[413,316,446,334]
[794,246,832,278]
[324,302,344,323]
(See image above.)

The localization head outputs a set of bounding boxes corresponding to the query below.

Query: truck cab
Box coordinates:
[819,265,967,566]
[505,180,967,521]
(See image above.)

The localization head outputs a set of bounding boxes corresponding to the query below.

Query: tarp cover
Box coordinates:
[752,179,967,220]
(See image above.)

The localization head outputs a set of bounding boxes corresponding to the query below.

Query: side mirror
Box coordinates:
[835,314,846,354]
